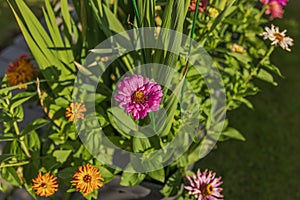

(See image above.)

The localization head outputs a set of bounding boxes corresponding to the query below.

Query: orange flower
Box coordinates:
[7,55,38,89]
[65,102,87,122]
[32,172,58,197]
[71,164,104,196]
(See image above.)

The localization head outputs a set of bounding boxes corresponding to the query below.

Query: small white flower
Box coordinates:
[261,24,294,51]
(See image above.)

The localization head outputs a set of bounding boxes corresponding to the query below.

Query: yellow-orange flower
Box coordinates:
[7,55,38,89]
[71,164,104,196]
[32,172,58,197]
[65,102,87,122]
[230,43,246,54]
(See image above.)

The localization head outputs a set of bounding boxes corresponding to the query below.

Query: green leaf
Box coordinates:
[97,166,114,183]
[58,167,77,183]
[157,79,184,137]
[21,118,49,137]
[5,167,21,187]
[120,172,146,186]
[53,150,72,163]
[221,127,246,141]
[256,69,277,86]
[132,137,152,153]
[160,170,183,197]
[10,92,36,111]
[0,154,15,164]
[107,107,137,138]
[147,168,165,183]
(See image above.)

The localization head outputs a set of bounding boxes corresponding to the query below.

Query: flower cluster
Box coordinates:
[260,0,289,20]
[114,75,162,120]
[32,164,104,198]
[6,54,38,89]
[185,169,223,200]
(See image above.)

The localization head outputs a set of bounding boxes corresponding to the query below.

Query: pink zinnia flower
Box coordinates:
[114,75,162,120]
[189,0,209,13]
[260,0,289,20]
[266,1,284,20]
[185,169,223,200]
[260,0,288,6]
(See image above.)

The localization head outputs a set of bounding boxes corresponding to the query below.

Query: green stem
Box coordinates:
[180,0,201,104]
[0,161,30,168]
[182,0,201,78]
[244,46,274,84]
[13,122,31,158]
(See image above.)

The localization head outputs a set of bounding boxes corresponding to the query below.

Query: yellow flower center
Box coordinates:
[132,91,146,104]
[274,33,284,42]
[205,184,214,195]
[83,175,92,183]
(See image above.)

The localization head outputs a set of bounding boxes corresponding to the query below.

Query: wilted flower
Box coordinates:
[185,169,223,200]
[114,75,162,120]
[230,43,246,54]
[6,54,38,89]
[32,172,58,197]
[189,0,209,13]
[65,102,87,122]
[71,164,104,196]
[261,24,294,51]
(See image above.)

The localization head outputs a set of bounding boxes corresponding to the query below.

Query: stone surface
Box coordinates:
[13,34,29,50]
[0,46,30,62]
[0,60,8,78]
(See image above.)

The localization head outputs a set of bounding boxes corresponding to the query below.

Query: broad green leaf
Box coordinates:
[10,92,36,111]
[147,168,165,183]
[160,170,183,197]
[58,167,77,183]
[256,69,277,86]
[53,150,72,163]
[97,165,114,183]
[120,171,146,186]
[21,118,49,137]
[107,107,137,138]
[132,137,151,153]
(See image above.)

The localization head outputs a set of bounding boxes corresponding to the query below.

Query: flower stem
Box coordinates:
[0,161,30,169]
[244,46,274,84]
[13,122,31,158]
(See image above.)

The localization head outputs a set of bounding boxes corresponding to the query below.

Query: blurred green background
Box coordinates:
[0,0,299,199]
[0,0,43,49]
[197,1,300,199]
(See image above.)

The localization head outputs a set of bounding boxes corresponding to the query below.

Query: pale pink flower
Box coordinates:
[185,169,223,200]
[114,75,162,120]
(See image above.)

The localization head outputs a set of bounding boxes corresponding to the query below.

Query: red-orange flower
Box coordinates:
[6,54,38,89]
[189,0,209,13]
[71,164,104,196]
[65,102,87,122]
[32,172,58,197]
